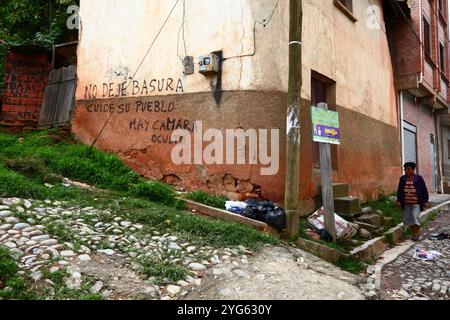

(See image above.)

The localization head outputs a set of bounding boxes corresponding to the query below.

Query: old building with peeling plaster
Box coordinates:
[72,0,410,215]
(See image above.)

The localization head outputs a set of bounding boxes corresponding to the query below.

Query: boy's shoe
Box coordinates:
[411,235,420,242]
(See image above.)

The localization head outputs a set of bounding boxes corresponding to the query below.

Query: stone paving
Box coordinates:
[1,196,370,300]
[0,197,251,300]
[380,209,450,300]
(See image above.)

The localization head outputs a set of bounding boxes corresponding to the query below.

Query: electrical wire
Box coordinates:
[89,0,180,149]
[256,0,280,27]
[223,0,280,61]
[177,0,188,60]
[368,0,387,35]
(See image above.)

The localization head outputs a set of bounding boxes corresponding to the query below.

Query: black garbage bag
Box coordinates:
[319,229,333,242]
[240,207,259,220]
[265,208,287,231]
[241,199,286,231]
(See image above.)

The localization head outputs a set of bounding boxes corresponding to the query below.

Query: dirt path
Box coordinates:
[183,245,367,300]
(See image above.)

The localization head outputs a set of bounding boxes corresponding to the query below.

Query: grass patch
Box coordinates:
[0,164,104,202]
[384,232,395,246]
[0,129,279,251]
[134,181,182,208]
[139,257,189,285]
[185,191,228,209]
[43,221,78,243]
[0,246,37,300]
[41,270,103,300]
[426,210,438,222]
[337,256,365,274]
[128,200,279,249]
[0,129,182,207]
[0,129,140,191]
[403,228,413,238]
[363,194,402,229]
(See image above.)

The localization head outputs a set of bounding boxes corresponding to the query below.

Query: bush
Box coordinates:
[186,191,227,209]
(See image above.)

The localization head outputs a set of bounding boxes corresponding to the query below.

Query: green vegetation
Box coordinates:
[0,130,282,299]
[186,190,228,209]
[121,198,279,249]
[0,246,37,299]
[41,270,102,300]
[403,227,413,238]
[139,257,189,285]
[298,218,363,253]
[0,0,78,49]
[426,210,438,222]
[338,257,365,274]
[135,181,185,209]
[384,232,395,246]
[0,129,184,205]
[0,129,278,250]
[363,194,402,229]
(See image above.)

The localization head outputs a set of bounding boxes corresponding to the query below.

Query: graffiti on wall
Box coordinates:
[85,98,194,144]
[84,78,184,100]
[0,53,50,126]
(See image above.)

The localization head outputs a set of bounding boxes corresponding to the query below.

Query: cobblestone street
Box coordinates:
[380,209,450,300]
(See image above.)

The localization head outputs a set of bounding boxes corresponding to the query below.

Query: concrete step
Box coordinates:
[334,196,361,218]
[317,183,350,200]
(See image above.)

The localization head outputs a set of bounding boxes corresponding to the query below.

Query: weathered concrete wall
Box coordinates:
[0,51,51,127]
[73,0,401,208]
[302,0,398,127]
[76,0,289,99]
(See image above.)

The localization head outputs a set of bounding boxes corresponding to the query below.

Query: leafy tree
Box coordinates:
[0,0,78,49]
[0,0,78,92]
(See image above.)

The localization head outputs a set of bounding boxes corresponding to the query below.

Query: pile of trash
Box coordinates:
[306,207,357,242]
[225,200,287,231]
[428,232,450,240]
[413,248,443,261]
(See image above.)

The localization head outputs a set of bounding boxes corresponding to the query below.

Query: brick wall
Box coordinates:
[402,92,436,191]
[392,0,450,97]
[393,0,422,88]
[0,51,51,127]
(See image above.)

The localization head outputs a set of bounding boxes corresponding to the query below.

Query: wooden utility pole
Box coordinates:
[285,0,302,237]
[317,103,337,242]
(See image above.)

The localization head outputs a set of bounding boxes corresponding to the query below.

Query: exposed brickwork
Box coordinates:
[392,0,422,89]
[392,0,450,101]
[0,51,51,127]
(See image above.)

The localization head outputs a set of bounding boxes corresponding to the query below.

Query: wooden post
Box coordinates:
[285,0,303,238]
[317,102,337,242]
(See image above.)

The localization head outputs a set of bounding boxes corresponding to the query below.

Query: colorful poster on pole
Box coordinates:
[311,106,340,145]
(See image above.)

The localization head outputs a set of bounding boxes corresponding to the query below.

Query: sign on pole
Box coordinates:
[311,106,340,145]
[312,103,339,242]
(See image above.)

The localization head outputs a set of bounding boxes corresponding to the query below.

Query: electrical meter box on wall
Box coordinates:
[198,53,219,75]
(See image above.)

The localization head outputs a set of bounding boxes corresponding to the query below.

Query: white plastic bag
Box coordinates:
[225,201,247,213]
[413,248,442,260]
